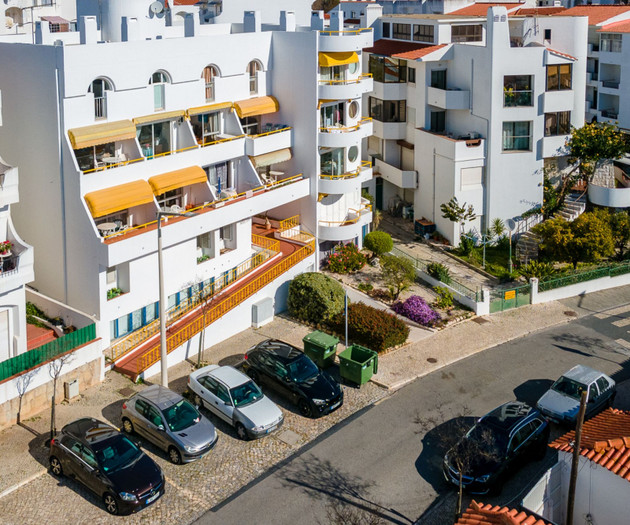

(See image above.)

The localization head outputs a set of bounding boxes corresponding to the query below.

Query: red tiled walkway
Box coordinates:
[27,324,57,350]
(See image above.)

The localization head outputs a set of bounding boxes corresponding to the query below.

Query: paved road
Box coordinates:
[196,295,630,525]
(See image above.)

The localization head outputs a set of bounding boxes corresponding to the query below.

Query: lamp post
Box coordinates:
[157,210,195,388]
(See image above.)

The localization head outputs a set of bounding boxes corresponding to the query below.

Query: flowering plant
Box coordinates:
[326,243,366,274]
[392,295,441,327]
[0,241,13,255]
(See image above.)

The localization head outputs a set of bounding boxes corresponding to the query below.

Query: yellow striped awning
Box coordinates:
[133,110,186,126]
[68,120,136,150]
[250,148,291,169]
[188,102,233,117]
[148,166,208,195]
[318,51,359,68]
[234,96,279,119]
[84,180,155,218]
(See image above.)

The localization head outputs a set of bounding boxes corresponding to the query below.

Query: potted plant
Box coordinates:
[0,241,13,256]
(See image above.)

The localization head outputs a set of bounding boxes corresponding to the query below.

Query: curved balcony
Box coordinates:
[319,162,373,194]
[318,74,373,100]
[318,118,373,148]
[318,204,372,242]
[589,182,630,208]
[319,28,373,53]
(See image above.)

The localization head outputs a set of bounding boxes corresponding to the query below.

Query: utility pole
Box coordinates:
[567,390,588,525]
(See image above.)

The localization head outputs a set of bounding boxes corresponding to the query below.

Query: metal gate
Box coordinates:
[489,284,531,313]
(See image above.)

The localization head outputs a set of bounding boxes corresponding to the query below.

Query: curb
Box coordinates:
[0,468,46,500]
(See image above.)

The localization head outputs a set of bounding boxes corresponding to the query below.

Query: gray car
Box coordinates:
[121,385,218,464]
[536,364,616,425]
[188,365,283,440]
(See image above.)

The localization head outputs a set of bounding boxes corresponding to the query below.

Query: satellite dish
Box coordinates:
[150,1,164,14]
[506,218,516,232]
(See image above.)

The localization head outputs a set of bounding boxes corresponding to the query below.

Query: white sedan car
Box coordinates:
[188,365,284,440]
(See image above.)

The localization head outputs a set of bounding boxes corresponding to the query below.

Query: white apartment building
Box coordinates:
[363,7,587,244]
[2,0,77,35]
[0,0,373,380]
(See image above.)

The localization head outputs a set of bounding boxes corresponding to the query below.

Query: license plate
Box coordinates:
[146,492,160,504]
[330,401,341,410]
[266,425,277,434]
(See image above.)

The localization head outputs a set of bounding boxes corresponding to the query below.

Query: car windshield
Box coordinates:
[551,376,587,400]
[161,399,200,432]
[465,423,508,455]
[230,381,263,408]
[288,355,319,382]
[93,435,143,473]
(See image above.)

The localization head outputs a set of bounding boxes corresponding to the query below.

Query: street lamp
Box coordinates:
[157,210,195,388]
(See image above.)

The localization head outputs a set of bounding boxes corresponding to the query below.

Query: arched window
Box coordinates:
[202,65,220,102]
[88,78,113,119]
[247,60,262,95]
[149,70,170,111]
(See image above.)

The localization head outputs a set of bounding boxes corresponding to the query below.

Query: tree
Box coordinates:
[48,353,74,443]
[16,370,36,425]
[380,255,415,300]
[440,197,476,244]
[609,210,630,260]
[489,218,505,241]
[195,282,216,367]
[363,231,393,257]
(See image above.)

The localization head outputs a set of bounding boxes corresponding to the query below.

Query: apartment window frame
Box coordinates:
[430,111,446,133]
[546,64,572,91]
[413,24,434,43]
[392,23,411,40]
[382,22,391,38]
[600,33,622,53]
[503,75,533,107]
[197,231,215,261]
[408,67,416,84]
[88,77,112,120]
[137,119,172,159]
[202,65,220,102]
[502,121,532,152]
[430,69,447,90]
[247,59,263,95]
[191,111,222,145]
[369,97,406,123]
[369,55,407,83]
[75,142,116,172]
[156,188,183,210]
[451,24,482,43]
[206,161,230,192]
[150,70,170,111]
[544,111,571,137]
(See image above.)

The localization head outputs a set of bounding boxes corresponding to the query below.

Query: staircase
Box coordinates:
[552,192,587,222]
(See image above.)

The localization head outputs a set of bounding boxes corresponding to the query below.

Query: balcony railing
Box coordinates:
[601,109,619,119]
[319,28,372,36]
[318,73,372,86]
[319,117,372,134]
[503,90,533,107]
[94,97,107,120]
[0,254,19,277]
[320,161,371,180]
[601,80,620,89]
[248,126,291,138]
[318,203,372,227]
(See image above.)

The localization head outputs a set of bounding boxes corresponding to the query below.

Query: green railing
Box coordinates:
[538,262,630,292]
[0,324,96,382]
[390,246,482,302]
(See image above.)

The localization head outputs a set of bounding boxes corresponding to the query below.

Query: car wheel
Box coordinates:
[298,399,313,418]
[103,492,119,515]
[49,456,63,477]
[247,369,260,384]
[235,423,249,441]
[168,446,182,465]
[122,418,134,435]
[193,394,203,409]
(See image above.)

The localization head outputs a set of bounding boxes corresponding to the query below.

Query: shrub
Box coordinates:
[288,273,345,324]
[433,286,454,310]
[458,235,476,256]
[357,282,373,293]
[107,287,123,300]
[326,243,366,274]
[519,260,556,281]
[381,254,416,300]
[331,302,409,352]
[363,231,393,256]
[426,262,452,284]
[392,295,441,327]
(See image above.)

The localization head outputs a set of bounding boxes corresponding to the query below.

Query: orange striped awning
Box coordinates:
[84,180,155,218]
[148,166,207,195]
[234,96,279,119]
[68,120,136,150]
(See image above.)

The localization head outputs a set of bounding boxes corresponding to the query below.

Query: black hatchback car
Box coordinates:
[243,339,343,418]
[49,418,164,515]
[443,401,549,494]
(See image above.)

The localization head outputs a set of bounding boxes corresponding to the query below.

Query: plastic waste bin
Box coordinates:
[338,345,378,386]
[302,331,339,369]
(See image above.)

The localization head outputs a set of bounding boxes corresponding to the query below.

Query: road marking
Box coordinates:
[595,313,611,319]
[0,469,46,500]
[597,305,630,319]
[615,338,630,350]
[613,318,630,327]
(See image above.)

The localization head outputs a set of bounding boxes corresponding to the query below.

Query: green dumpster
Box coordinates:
[302,331,339,369]
[338,345,378,386]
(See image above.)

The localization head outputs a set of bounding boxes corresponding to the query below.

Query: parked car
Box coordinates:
[443,401,549,495]
[49,417,164,515]
[536,365,616,425]
[188,364,284,440]
[242,339,344,418]
[121,385,218,464]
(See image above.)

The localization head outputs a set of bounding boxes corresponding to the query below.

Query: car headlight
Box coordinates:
[475,474,491,483]
[312,399,327,406]
[183,445,198,453]
[252,424,263,432]
[119,492,137,502]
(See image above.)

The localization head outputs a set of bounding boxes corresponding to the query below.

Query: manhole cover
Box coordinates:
[427,357,438,364]
[118,387,135,397]
[564,311,578,317]
[276,430,301,446]
[472,317,490,324]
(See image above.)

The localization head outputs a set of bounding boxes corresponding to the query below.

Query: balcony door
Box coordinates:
[320,102,344,128]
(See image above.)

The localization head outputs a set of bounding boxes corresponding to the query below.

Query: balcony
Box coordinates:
[319,28,373,53]
[589,175,630,208]
[318,118,373,148]
[371,119,406,140]
[588,43,599,56]
[600,79,620,91]
[427,86,470,111]
[318,202,372,242]
[318,74,373,100]
[319,161,373,194]
[374,158,417,189]
[417,129,486,163]
[586,71,599,86]
[372,81,407,101]
[600,108,619,121]
[542,90,574,113]
[541,135,569,158]
[245,127,292,157]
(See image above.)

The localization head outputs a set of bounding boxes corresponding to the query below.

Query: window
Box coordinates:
[502,121,531,151]
[431,70,447,89]
[430,111,445,133]
[137,120,172,158]
[601,33,622,53]
[49,23,60,33]
[149,71,169,111]
[503,75,533,107]
[320,65,347,83]
[197,232,215,262]
[156,188,182,210]
[202,65,219,102]
[393,23,411,40]
[382,22,391,38]
[369,55,406,83]
[247,60,262,94]
[320,102,344,128]
[544,111,571,136]
[596,376,609,393]
[191,111,221,144]
[408,67,416,84]
[88,78,112,119]
[546,64,572,91]
[320,148,345,176]
[206,161,229,192]
[544,29,551,41]
[220,224,235,251]
[348,101,359,119]
[240,116,260,135]
[348,146,358,163]
[452,25,482,42]
[413,24,434,43]
[369,97,406,122]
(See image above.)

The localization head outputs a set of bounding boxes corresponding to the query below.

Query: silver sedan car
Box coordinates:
[121,385,218,464]
[188,365,284,440]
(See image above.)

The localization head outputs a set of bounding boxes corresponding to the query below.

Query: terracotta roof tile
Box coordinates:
[449,2,525,16]
[365,39,438,57]
[598,19,630,33]
[455,501,552,525]
[554,5,630,25]
[393,44,447,60]
[550,408,630,482]
[546,48,576,61]
[515,7,566,16]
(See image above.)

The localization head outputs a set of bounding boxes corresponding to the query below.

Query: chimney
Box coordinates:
[363,5,383,29]
[184,13,198,37]
[280,11,296,32]
[80,16,98,45]
[311,11,325,31]
[121,17,140,42]
[244,11,261,33]
[329,7,344,32]
[35,20,51,45]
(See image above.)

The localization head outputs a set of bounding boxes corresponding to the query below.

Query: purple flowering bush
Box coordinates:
[392,295,441,327]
